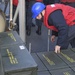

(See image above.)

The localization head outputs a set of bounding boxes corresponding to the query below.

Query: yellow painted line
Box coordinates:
[8,33,16,41]
[63,72,71,75]
[42,54,55,65]
[61,52,75,63]
[6,49,18,64]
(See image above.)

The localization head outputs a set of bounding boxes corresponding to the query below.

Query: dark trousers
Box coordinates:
[26,1,35,27]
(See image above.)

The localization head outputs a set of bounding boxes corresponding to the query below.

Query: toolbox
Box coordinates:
[50,67,75,75]
[38,71,51,75]
[71,48,75,52]
[37,51,68,71]
[31,53,47,71]
[57,49,75,67]
[0,31,23,47]
[1,43,38,75]
[71,67,75,72]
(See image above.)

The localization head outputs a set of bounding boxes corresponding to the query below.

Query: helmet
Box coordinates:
[31,2,45,18]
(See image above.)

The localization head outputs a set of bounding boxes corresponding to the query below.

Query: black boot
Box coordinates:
[26,26,31,36]
[36,26,41,35]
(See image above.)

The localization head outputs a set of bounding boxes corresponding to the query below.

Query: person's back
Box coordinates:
[44,4,75,29]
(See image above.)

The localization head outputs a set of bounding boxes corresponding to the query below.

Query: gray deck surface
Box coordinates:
[26,24,56,53]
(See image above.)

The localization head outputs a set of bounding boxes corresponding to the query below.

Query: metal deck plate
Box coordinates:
[31,53,47,71]
[37,51,68,71]
[38,71,51,75]
[57,49,75,67]
[1,44,38,75]
[50,67,75,75]
[0,31,23,47]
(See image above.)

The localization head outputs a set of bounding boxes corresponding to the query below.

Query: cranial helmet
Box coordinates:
[31,2,45,18]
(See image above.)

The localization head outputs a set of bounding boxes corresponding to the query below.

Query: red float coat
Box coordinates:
[13,0,18,6]
[44,4,75,31]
